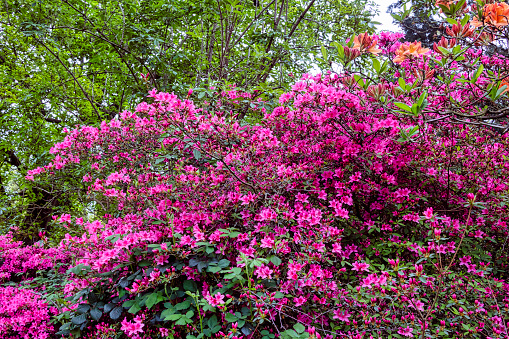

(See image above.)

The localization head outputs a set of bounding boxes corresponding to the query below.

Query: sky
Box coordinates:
[373,0,402,33]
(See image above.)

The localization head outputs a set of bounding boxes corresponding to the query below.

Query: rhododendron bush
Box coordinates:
[4,3,509,339]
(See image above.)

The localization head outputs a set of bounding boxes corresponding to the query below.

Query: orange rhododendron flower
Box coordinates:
[352,33,382,55]
[393,42,430,64]
[499,79,509,94]
[472,2,509,27]
[435,0,455,9]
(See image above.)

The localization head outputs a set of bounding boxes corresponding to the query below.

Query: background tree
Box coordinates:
[388,0,444,46]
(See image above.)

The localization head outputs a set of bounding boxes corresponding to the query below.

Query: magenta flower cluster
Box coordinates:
[5,28,509,339]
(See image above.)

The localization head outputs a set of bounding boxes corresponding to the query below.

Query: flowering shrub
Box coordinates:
[0,286,55,338]
[4,1,509,338]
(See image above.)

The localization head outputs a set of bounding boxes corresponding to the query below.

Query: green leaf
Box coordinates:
[110,306,123,320]
[274,292,285,299]
[320,44,328,61]
[207,315,218,328]
[165,314,183,321]
[281,329,300,338]
[76,304,90,314]
[417,91,428,106]
[71,314,87,325]
[373,58,381,73]
[293,323,305,334]
[105,303,117,312]
[183,280,197,292]
[472,64,484,83]
[218,259,231,268]
[146,293,159,309]
[90,308,102,321]
[193,149,202,160]
[394,102,412,112]
[208,266,222,273]
[176,317,192,325]
[494,85,507,100]
[225,313,238,322]
[398,77,406,90]
[270,256,282,266]
[353,74,365,88]
[128,302,142,314]
[176,299,191,310]
[161,308,175,319]
[461,14,470,26]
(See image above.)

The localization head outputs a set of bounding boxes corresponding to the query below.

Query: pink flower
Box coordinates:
[294,296,307,306]
[260,237,275,248]
[334,207,350,219]
[155,255,169,265]
[332,242,342,254]
[255,264,273,279]
[59,214,71,223]
[180,235,194,246]
[398,327,414,337]
[258,208,277,221]
[333,309,351,321]
[408,298,425,311]
[291,81,307,91]
[423,207,434,220]
[312,242,326,252]
[352,262,370,272]
[296,192,309,203]
[474,230,485,238]
[388,258,400,268]
[121,316,145,337]
[459,256,471,266]
[205,292,225,307]
[149,269,161,282]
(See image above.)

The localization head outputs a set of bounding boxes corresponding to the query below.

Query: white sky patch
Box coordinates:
[373,0,403,33]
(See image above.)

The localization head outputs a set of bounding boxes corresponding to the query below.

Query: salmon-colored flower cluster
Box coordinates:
[393,41,430,64]
[435,0,455,9]
[499,76,509,94]
[446,22,475,38]
[351,33,382,55]
[472,2,509,27]
[433,37,457,55]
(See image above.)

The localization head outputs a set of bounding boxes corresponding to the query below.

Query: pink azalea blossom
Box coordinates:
[352,262,370,272]
[255,264,273,279]
[333,309,351,321]
[121,316,145,337]
[398,327,414,337]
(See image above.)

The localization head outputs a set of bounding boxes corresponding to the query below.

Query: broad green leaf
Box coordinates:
[293,323,305,334]
[225,313,238,322]
[394,102,412,112]
[146,293,159,309]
